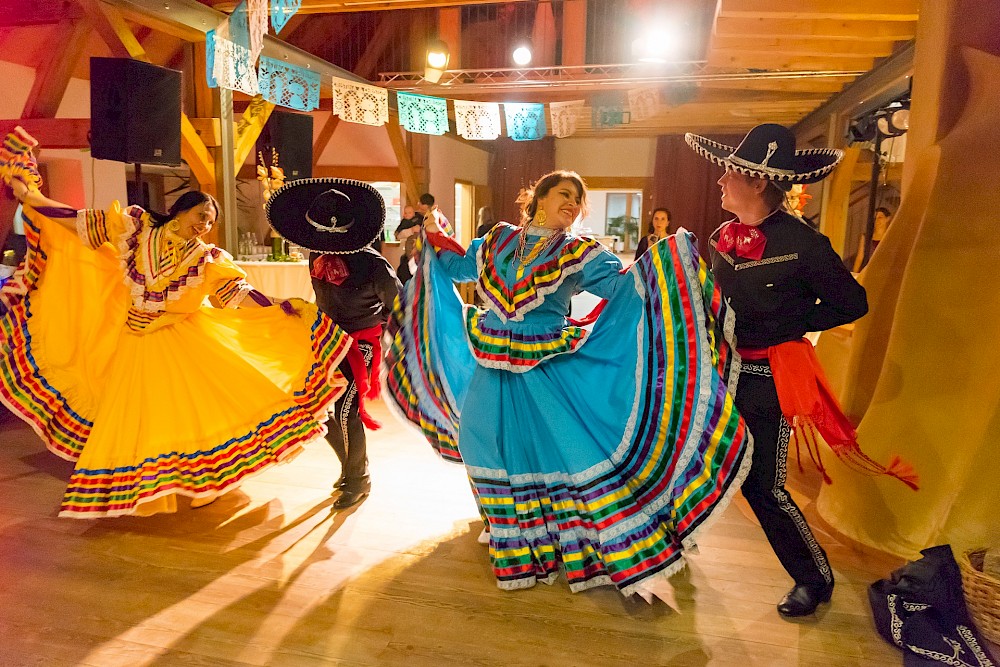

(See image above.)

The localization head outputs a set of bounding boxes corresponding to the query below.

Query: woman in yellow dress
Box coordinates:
[0,128,351,518]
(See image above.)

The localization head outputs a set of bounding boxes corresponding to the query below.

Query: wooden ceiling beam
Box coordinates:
[80,0,148,60]
[136,30,187,69]
[188,42,218,118]
[285,15,342,56]
[711,35,897,58]
[233,96,275,169]
[694,89,832,104]
[187,118,222,146]
[180,115,216,190]
[385,116,421,202]
[114,5,206,42]
[438,7,462,69]
[707,51,875,71]
[561,0,587,67]
[210,0,533,13]
[698,78,852,93]
[354,14,401,79]
[715,17,917,40]
[717,0,919,21]
[650,99,828,116]
[21,19,92,119]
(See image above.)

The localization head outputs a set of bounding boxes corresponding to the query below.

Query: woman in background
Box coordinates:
[633,207,672,260]
[475,205,497,237]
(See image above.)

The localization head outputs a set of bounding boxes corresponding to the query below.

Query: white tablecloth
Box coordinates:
[235,261,315,302]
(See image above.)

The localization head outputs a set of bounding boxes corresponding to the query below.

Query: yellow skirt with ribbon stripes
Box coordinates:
[0,210,350,518]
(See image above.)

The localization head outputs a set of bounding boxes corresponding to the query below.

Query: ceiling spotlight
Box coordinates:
[512,46,532,67]
[632,24,682,64]
[876,101,910,137]
[424,39,450,83]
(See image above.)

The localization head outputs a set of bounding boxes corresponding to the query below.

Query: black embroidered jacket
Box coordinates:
[710,211,868,349]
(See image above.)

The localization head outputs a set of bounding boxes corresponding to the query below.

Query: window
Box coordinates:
[369,181,401,241]
[604,191,642,251]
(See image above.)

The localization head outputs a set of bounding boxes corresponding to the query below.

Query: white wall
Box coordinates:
[427,134,490,231]
[0,60,127,208]
[554,137,657,177]
[314,112,397,166]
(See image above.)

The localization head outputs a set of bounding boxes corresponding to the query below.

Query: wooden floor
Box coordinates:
[0,402,904,667]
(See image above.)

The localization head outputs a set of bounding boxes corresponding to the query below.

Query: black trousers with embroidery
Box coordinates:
[323,341,373,492]
[736,361,834,589]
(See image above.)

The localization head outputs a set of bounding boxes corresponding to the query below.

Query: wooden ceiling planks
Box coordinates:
[0,0,920,138]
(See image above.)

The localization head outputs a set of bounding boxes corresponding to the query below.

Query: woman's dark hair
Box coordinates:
[148,191,220,228]
[647,207,672,235]
[516,170,588,225]
[875,206,892,217]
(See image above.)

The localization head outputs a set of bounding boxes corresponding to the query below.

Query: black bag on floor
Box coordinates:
[869,545,996,666]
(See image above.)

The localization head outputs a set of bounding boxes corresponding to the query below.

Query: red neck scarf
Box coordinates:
[716,221,767,261]
[311,255,349,285]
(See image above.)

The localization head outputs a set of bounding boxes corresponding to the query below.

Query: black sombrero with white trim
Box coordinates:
[265,178,385,254]
[685,123,843,191]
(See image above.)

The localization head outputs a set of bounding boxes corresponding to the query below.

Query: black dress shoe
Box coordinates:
[334,489,369,509]
[777,583,833,617]
[334,475,346,490]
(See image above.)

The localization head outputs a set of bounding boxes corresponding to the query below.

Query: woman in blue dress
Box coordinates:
[385,170,752,599]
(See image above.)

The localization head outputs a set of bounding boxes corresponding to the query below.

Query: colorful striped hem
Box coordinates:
[58,308,351,518]
[58,403,323,518]
[0,294,92,460]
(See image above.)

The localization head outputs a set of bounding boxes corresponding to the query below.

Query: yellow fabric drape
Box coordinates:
[816,48,1000,557]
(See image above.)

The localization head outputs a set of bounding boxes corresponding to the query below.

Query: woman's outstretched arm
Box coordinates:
[9,180,78,233]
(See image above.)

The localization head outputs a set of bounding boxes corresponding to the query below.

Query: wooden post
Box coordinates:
[561,0,587,66]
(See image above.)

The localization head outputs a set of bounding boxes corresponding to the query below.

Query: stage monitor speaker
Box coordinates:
[257,111,313,180]
[90,57,182,166]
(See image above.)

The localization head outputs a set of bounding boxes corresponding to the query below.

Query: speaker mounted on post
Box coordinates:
[89,57,182,166]
[257,111,313,181]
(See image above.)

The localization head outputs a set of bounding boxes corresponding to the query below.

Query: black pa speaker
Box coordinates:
[257,111,313,180]
[90,57,182,166]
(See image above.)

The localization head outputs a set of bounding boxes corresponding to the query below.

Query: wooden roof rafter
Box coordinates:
[21,18,93,119]
[208,0,534,14]
[716,0,919,22]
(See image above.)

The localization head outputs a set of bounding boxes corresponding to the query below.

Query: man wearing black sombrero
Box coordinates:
[686,123,876,618]
[267,178,401,510]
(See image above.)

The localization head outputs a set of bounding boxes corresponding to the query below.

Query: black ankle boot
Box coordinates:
[334,478,371,510]
[777,583,833,617]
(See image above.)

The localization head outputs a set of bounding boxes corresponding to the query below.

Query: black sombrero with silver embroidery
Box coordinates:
[265,178,385,254]
[685,123,843,191]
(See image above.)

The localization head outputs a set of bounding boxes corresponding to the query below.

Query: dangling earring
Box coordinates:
[167,219,181,232]
[534,209,547,227]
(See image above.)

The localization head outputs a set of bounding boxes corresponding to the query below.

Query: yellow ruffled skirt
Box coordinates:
[0,217,349,518]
